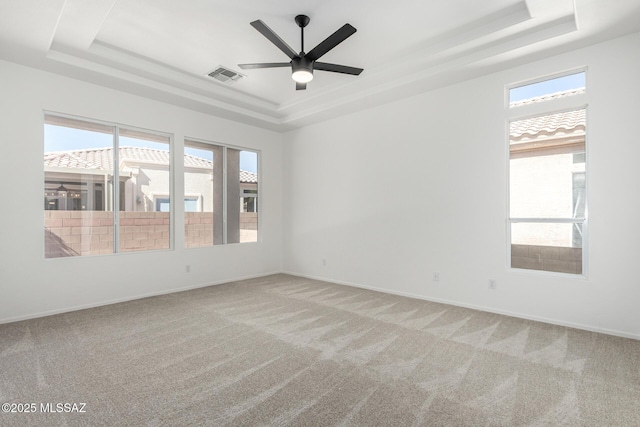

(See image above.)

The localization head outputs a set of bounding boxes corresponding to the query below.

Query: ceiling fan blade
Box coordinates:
[306,24,357,61]
[314,62,363,75]
[250,20,298,60]
[238,62,291,70]
[296,82,307,90]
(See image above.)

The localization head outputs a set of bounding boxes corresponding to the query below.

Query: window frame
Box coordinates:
[184,137,261,247]
[241,188,258,213]
[44,111,174,258]
[505,70,589,277]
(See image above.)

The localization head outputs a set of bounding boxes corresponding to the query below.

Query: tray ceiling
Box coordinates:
[1,0,639,131]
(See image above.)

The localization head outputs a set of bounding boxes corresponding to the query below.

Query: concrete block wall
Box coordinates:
[240,212,258,230]
[44,211,113,257]
[44,211,258,256]
[511,244,582,274]
[44,211,170,257]
[184,212,214,248]
[119,212,170,252]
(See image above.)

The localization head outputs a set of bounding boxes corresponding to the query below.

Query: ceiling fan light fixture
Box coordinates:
[291,57,314,83]
[292,69,313,83]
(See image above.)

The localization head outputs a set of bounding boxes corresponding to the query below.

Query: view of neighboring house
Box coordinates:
[44,146,258,257]
[44,146,257,214]
[509,88,586,274]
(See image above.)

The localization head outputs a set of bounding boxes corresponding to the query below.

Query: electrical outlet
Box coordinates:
[322,258,327,267]
[488,279,496,289]
[433,273,440,282]
[185,265,191,273]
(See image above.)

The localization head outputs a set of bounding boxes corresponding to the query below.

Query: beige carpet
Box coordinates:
[1,274,639,426]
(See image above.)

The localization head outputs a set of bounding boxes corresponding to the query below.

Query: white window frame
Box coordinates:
[505,69,589,277]
[44,112,174,257]
[184,137,261,247]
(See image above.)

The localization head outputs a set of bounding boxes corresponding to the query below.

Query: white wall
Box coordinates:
[0,60,283,323]
[282,32,640,339]
[2,33,639,339]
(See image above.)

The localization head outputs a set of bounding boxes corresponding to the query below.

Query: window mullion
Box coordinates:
[113,126,120,253]
[222,146,227,245]
[509,218,585,223]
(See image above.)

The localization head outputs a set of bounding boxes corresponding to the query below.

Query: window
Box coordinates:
[155,197,170,212]
[184,140,258,248]
[509,71,586,106]
[44,114,172,258]
[238,151,258,243]
[242,189,258,213]
[184,197,200,212]
[156,197,200,212]
[507,72,587,275]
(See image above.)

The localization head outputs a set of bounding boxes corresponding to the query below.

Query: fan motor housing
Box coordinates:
[292,56,313,73]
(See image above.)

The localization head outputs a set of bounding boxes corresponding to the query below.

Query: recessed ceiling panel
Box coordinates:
[2,0,640,130]
[93,0,524,105]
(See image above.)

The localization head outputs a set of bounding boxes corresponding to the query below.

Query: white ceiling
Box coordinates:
[1,0,640,131]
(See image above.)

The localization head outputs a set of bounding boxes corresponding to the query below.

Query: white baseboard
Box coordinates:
[282,270,640,341]
[5,269,638,341]
[0,271,282,325]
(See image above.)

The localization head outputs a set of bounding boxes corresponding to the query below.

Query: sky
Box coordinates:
[509,71,585,103]
[44,125,258,173]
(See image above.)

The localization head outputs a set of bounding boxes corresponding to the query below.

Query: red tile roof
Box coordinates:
[510,88,586,142]
[509,87,585,108]
[510,109,585,141]
[44,146,257,183]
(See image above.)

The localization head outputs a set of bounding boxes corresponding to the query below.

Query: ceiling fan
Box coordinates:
[238,15,363,90]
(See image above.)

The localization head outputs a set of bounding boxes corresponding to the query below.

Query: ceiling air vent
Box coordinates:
[207,66,245,85]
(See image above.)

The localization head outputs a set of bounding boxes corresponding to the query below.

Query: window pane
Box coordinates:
[511,222,582,247]
[118,131,171,253]
[44,119,115,258]
[225,149,259,243]
[184,198,198,212]
[511,223,582,274]
[184,141,223,247]
[509,71,585,105]
[510,152,586,218]
[45,116,172,257]
[509,110,586,219]
[508,73,586,275]
[156,198,170,212]
[239,151,258,243]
